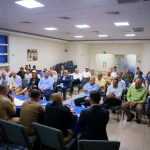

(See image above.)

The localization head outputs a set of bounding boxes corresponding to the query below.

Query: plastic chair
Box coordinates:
[78,140,120,150]
[22,79,28,89]
[0,119,37,150]
[74,80,85,94]
[32,122,76,150]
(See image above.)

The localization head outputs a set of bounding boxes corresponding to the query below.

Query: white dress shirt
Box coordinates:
[0,76,10,87]
[73,73,82,81]
[111,72,117,78]
[82,71,91,78]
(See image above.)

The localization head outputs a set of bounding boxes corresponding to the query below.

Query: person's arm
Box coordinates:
[6,98,16,115]
[38,105,45,116]
[15,77,21,89]
[138,90,147,104]
[38,78,42,89]
[58,76,63,83]
[123,81,126,90]
[130,74,133,83]
[7,77,10,87]
[59,76,70,83]
[78,110,84,127]
[115,88,123,99]
[79,74,82,81]
[145,74,150,81]
[106,86,111,96]
[44,78,54,91]
[127,86,132,102]
[90,84,99,92]
[101,79,106,88]
[10,77,12,89]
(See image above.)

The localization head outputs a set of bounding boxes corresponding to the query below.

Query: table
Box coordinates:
[11,96,86,134]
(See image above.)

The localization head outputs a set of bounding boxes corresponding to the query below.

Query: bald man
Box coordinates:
[2,67,11,77]
[0,73,10,87]
[39,68,47,78]
[123,69,133,88]
[103,71,114,87]
[55,70,71,100]
[74,76,99,107]
[9,71,22,93]
[44,93,77,144]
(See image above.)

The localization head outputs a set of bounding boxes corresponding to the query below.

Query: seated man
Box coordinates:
[132,71,145,84]
[50,66,57,76]
[38,71,54,100]
[0,73,10,87]
[24,65,28,72]
[55,70,70,100]
[130,77,146,89]
[103,71,114,87]
[30,65,37,73]
[74,76,99,107]
[111,66,118,78]
[95,72,106,95]
[103,78,123,110]
[19,89,45,136]
[122,78,147,124]
[44,93,77,144]
[3,67,11,77]
[9,71,22,93]
[17,66,25,79]
[39,68,47,78]
[50,70,57,82]
[70,68,82,95]
[123,68,133,88]
[78,91,109,140]
[0,84,19,123]
[58,65,65,76]
[134,71,145,80]
[82,67,91,82]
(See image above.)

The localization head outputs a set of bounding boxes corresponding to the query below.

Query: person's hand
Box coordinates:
[127,82,129,84]
[9,95,14,102]
[33,85,37,88]
[107,81,110,85]
[100,86,103,88]
[71,110,76,115]
[147,71,150,75]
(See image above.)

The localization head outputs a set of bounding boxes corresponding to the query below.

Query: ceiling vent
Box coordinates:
[57,17,70,20]
[65,32,71,34]
[117,0,141,4]
[133,27,144,32]
[21,21,32,23]
[103,11,120,15]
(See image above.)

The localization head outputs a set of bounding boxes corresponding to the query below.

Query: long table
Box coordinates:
[11,96,86,134]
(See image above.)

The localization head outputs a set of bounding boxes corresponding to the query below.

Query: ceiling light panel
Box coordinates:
[114,22,129,26]
[44,28,58,30]
[75,25,90,28]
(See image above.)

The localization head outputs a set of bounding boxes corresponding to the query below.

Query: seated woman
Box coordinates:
[16,72,40,97]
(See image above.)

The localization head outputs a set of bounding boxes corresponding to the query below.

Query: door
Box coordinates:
[115,55,125,72]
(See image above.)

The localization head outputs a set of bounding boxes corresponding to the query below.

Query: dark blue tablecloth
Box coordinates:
[11,96,86,134]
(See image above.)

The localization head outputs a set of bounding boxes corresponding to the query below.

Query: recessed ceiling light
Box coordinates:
[15,0,44,8]
[98,35,108,37]
[44,28,58,30]
[75,25,90,28]
[74,36,84,38]
[114,22,129,26]
[125,34,135,36]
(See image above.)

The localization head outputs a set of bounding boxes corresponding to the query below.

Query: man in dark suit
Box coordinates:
[58,65,65,76]
[55,70,71,100]
[78,91,109,140]
[44,93,77,144]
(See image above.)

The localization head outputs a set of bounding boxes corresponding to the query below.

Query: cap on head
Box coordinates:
[138,71,143,75]
[33,65,36,68]
[20,66,24,70]
[85,67,89,69]
[113,66,117,69]
[32,70,36,73]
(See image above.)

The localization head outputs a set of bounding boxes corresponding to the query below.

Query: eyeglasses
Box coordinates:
[98,75,102,76]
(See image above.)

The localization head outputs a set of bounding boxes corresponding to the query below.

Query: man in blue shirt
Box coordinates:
[38,71,54,100]
[39,68,47,78]
[74,76,99,107]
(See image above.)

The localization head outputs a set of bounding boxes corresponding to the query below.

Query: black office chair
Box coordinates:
[22,79,28,89]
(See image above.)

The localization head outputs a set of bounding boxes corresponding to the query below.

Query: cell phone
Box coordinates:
[7,94,10,98]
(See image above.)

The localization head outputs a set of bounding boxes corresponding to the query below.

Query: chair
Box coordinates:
[32,122,76,150]
[108,91,124,122]
[22,79,28,89]
[124,79,128,87]
[78,140,120,150]
[0,119,37,150]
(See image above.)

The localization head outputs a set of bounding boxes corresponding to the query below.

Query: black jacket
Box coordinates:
[29,78,40,89]
[78,105,109,140]
[17,71,25,79]
[44,101,77,137]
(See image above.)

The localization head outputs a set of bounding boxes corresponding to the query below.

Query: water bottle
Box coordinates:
[24,92,28,101]
[43,96,46,105]
[12,91,15,97]
[70,100,74,111]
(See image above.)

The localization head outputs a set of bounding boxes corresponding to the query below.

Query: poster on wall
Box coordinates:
[27,49,38,61]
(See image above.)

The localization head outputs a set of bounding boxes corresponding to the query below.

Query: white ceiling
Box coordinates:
[0,0,150,42]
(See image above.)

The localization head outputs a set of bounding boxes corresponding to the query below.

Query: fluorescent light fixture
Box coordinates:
[114,22,129,26]
[125,34,135,36]
[98,35,108,37]
[75,25,90,28]
[15,0,44,8]
[44,27,58,30]
[74,36,84,38]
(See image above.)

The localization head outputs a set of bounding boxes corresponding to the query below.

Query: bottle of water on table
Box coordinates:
[43,96,46,105]
[12,91,15,97]
[24,92,28,101]
[70,100,75,111]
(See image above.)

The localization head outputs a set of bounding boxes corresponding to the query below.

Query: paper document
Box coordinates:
[14,98,24,106]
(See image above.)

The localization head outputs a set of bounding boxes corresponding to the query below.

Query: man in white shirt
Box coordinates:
[111,66,118,78]
[50,70,57,82]
[82,67,91,82]
[0,73,10,87]
[70,68,82,95]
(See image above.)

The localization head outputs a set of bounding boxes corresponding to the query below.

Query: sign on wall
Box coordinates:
[27,49,38,61]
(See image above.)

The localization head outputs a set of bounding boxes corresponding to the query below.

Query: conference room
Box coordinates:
[0,0,150,150]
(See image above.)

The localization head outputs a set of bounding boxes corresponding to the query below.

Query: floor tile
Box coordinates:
[119,128,132,136]
[119,141,129,150]
[144,139,150,147]
[145,133,150,140]
[131,130,145,138]
[107,126,120,134]
[128,143,143,150]
[144,146,150,150]
[130,136,144,145]
[116,134,131,143]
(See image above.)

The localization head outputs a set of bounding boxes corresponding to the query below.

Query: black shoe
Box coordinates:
[63,98,66,101]
[112,110,116,113]
[136,118,141,124]
[127,113,135,122]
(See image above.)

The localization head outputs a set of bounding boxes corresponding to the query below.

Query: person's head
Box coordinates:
[25,65,28,70]
[138,71,143,78]
[75,68,78,74]
[0,84,8,97]
[90,76,95,85]
[45,71,49,78]
[43,68,47,72]
[12,71,17,78]
[110,67,113,72]
[32,72,37,79]
[31,52,34,58]
[52,93,63,104]
[126,68,130,74]
[33,65,36,70]
[20,66,24,72]
[26,69,30,74]
[64,70,68,76]
[85,67,89,72]
[107,71,111,76]
[135,78,142,89]
[90,91,101,105]
[5,68,9,72]
[30,89,41,102]
[34,51,37,57]
[113,66,117,72]
[113,78,118,88]
[53,65,56,70]
[50,70,53,76]
[50,67,53,70]
[2,73,6,79]
[117,73,122,81]
[61,65,64,70]
[98,72,103,80]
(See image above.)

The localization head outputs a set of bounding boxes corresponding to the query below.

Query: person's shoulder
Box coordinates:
[95,82,99,86]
